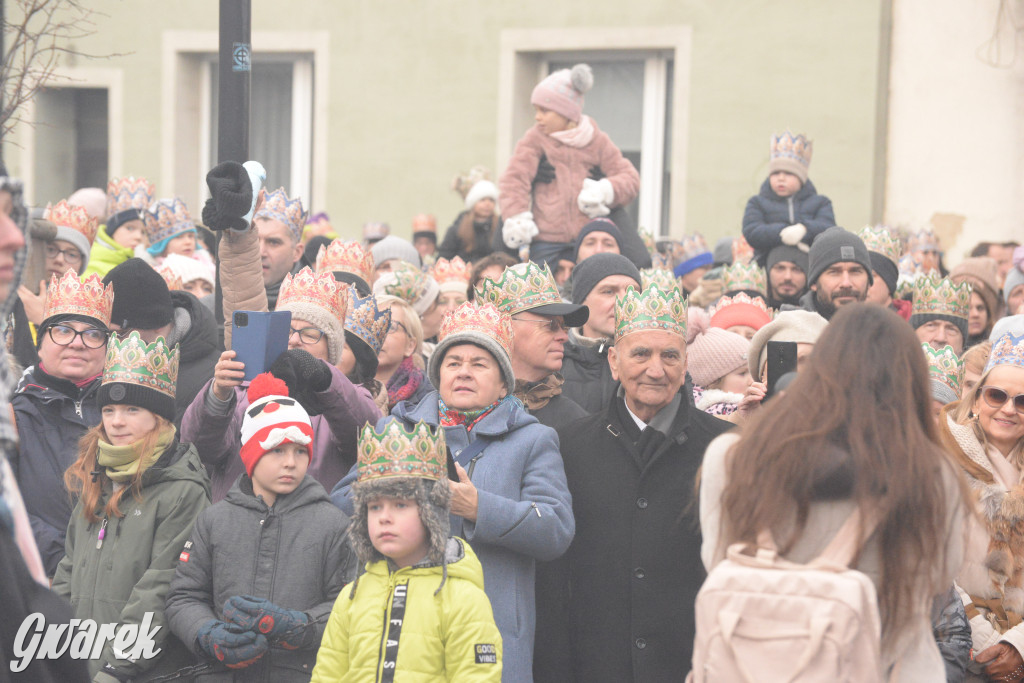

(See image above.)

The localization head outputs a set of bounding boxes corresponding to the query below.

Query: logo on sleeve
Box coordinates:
[179,540,193,562]
[474,643,497,664]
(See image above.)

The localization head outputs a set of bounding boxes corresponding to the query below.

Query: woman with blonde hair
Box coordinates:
[374,295,432,411]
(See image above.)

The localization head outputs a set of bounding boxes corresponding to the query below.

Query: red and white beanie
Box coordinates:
[240,373,314,476]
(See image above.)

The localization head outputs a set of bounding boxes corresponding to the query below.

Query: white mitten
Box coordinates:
[577,178,612,218]
[502,211,539,249]
[779,223,807,246]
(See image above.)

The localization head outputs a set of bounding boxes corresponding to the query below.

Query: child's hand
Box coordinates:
[223,595,312,648]
[577,178,614,218]
[196,619,268,668]
[502,212,538,249]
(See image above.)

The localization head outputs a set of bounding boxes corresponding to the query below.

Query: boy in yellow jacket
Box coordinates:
[312,421,501,682]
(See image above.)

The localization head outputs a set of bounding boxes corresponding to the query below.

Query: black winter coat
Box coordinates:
[437,210,514,263]
[741,178,835,259]
[11,367,101,576]
[535,392,731,682]
[559,336,616,415]
[168,290,222,427]
[530,393,587,430]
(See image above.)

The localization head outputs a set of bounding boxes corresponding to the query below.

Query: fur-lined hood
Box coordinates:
[694,387,743,412]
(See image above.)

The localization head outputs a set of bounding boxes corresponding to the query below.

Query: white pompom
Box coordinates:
[571,64,594,94]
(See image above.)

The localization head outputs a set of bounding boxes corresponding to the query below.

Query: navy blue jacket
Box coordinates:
[741,178,835,259]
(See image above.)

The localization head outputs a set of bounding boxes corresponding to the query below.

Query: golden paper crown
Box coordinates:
[278,267,349,324]
[148,197,195,244]
[315,239,374,284]
[723,261,767,295]
[357,420,447,483]
[858,225,902,265]
[922,343,963,396]
[254,187,308,242]
[911,273,971,319]
[155,265,183,291]
[430,256,472,295]
[640,267,681,293]
[475,262,562,315]
[345,289,392,355]
[102,331,179,399]
[910,228,941,254]
[381,261,433,306]
[438,302,514,358]
[44,200,99,245]
[614,284,688,342]
[731,236,754,265]
[106,177,155,218]
[770,130,813,168]
[43,272,114,326]
[986,333,1024,373]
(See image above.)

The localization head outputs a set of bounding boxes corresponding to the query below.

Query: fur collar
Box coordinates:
[695,388,743,412]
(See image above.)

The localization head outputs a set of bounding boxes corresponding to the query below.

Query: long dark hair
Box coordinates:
[719,304,964,634]
[456,211,500,257]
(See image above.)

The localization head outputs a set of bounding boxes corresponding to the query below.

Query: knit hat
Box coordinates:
[909,274,971,343]
[44,200,98,268]
[429,302,515,390]
[98,331,179,422]
[712,237,734,267]
[685,308,749,387]
[239,372,314,477]
[464,180,498,211]
[807,227,873,288]
[765,244,809,275]
[531,63,594,123]
[161,253,215,290]
[412,214,437,243]
[67,187,107,220]
[103,258,174,331]
[276,267,349,366]
[573,218,624,263]
[1003,267,1024,309]
[950,257,999,321]
[672,235,713,278]
[768,131,813,184]
[371,235,421,269]
[747,310,828,379]
[708,293,773,332]
[569,252,640,306]
[373,261,440,317]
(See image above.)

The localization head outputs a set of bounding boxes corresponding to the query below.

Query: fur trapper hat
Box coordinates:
[350,476,451,569]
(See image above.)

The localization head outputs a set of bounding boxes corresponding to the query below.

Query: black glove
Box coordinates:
[588,165,606,181]
[203,161,254,231]
[533,154,556,187]
[269,349,332,415]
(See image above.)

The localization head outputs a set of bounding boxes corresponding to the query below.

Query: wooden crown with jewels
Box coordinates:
[44,200,99,244]
[102,331,179,398]
[723,261,767,295]
[357,420,447,483]
[614,284,688,342]
[43,272,114,326]
[640,267,680,293]
[254,187,308,242]
[911,273,971,319]
[986,332,1024,373]
[922,343,963,396]
[475,261,561,315]
[148,197,195,244]
[316,239,374,284]
[858,225,902,265]
[345,289,391,355]
[438,302,513,357]
[430,256,472,285]
[106,177,155,218]
[278,267,349,323]
[770,130,813,168]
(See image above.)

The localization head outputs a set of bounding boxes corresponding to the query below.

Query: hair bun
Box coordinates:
[570,64,594,94]
[247,372,289,402]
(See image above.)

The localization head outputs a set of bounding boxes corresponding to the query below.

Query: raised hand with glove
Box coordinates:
[577,177,614,219]
[196,619,269,669]
[202,160,266,232]
[779,223,810,253]
[268,348,332,416]
[502,211,539,249]
[224,595,315,650]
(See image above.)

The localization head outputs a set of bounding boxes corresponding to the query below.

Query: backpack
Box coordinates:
[688,510,884,683]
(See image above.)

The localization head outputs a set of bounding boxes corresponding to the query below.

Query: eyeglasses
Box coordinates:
[388,321,409,336]
[980,385,1024,414]
[44,243,83,264]
[512,316,568,333]
[47,324,108,349]
[289,326,325,345]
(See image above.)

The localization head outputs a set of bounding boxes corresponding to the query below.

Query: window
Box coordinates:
[33,87,109,204]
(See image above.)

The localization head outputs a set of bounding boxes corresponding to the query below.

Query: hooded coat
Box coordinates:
[167,289,222,427]
[166,473,356,682]
[741,178,835,259]
[83,227,136,279]
[52,441,212,681]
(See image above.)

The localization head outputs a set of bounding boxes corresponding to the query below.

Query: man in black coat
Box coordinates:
[535,283,731,682]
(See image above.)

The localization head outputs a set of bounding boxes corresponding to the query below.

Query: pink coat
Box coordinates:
[499,119,640,244]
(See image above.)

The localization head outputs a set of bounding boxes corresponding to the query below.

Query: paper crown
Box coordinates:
[357,420,447,483]
[411,214,436,233]
[345,289,392,355]
[639,227,657,256]
[922,343,963,396]
[723,261,767,295]
[102,331,179,399]
[475,262,562,315]
[44,200,99,245]
[770,130,813,168]
[911,273,971,319]
[315,239,374,285]
[640,267,680,293]
[708,292,774,322]
[858,225,903,265]
[155,265,183,291]
[986,332,1024,373]
[731,236,754,265]
[430,256,472,294]
[255,187,308,242]
[43,272,114,326]
[614,284,688,342]
[106,177,155,218]
[278,266,349,324]
[438,302,514,358]
[678,234,710,262]
[148,197,195,244]
[381,261,433,306]
[910,228,941,254]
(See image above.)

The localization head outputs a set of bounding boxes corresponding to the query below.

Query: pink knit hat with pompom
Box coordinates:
[685,308,750,387]
[531,64,594,123]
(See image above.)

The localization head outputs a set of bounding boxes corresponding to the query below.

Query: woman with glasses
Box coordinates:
[939,332,1024,681]
[11,272,113,578]
[373,295,434,412]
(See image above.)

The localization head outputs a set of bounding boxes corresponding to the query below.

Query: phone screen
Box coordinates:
[765,341,798,399]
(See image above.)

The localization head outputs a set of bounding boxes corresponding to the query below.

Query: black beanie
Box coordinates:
[98,381,176,423]
[344,330,379,381]
[807,227,873,288]
[766,245,809,275]
[103,258,174,330]
[868,252,899,296]
[570,252,641,305]
[909,312,969,346]
[573,218,624,263]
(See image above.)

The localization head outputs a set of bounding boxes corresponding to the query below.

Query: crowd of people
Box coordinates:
[1,62,1024,682]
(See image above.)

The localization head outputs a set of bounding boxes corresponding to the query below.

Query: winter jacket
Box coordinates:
[83,227,135,279]
[559,333,616,415]
[437,210,514,263]
[534,390,731,682]
[166,473,357,682]
[701,432,966,682]
[933,586,971,683]
[10,297,39,370]
[500,119,640,245]
[781,287,837,320]
[181,363,381,503]
[11,366,102,576]
[215,222,278,349]
[52,441,212,681]
[311,537,502,683]
[166,289,222,427]
[741,178,835,259]
[513,374,587,430]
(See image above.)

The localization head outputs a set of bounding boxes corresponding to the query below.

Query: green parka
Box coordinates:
[83,227,136,279]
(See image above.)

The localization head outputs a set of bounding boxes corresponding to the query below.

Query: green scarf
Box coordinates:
[97,425,176,483]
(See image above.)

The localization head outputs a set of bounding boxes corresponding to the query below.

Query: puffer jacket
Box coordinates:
[52,440,212,681]
[83,227,135,279]
[559,332,616,415]
[11,366,102,576]
[741,178,836,259]
[500,119,639,244]
[311,537,501,683]
[166,289,222,427]
[166,474,356,682]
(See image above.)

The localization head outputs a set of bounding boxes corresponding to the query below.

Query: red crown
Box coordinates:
[430,256,471,290]
[315,239,374,284]
[43,272,114,326]
[155,265,183,291]
[438,302,513,358]
[44,200,99,244]
[278,267,348,323]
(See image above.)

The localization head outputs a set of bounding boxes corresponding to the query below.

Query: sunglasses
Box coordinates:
[980,385,1024,414]
[512,316,568,333]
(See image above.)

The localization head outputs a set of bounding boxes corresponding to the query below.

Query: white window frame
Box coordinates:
[498,27,692,238]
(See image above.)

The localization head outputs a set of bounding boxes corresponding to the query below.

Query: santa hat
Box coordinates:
[240,373,314,476]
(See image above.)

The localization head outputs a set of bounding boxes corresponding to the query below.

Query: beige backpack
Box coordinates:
[688,510,884,683]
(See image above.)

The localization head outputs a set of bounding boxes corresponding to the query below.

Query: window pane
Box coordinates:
[33,88,108,204]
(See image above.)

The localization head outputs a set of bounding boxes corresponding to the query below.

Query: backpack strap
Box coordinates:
[815,506,883,569]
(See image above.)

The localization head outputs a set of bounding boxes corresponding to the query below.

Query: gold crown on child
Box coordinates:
[770,130,813,168]
[357,420,447,483]
[148,197,194,244]
[106,177,155,218]
[102,331,180,398]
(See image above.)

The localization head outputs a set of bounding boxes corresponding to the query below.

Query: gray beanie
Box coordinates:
[712,237,734,267]
[766,244,809,275]
[747,309,828,379]
[1004,267,1024,305]
[371,235,422,268]
[429,329,515,391]
[807,227,873,288]
[570,253,641,305]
